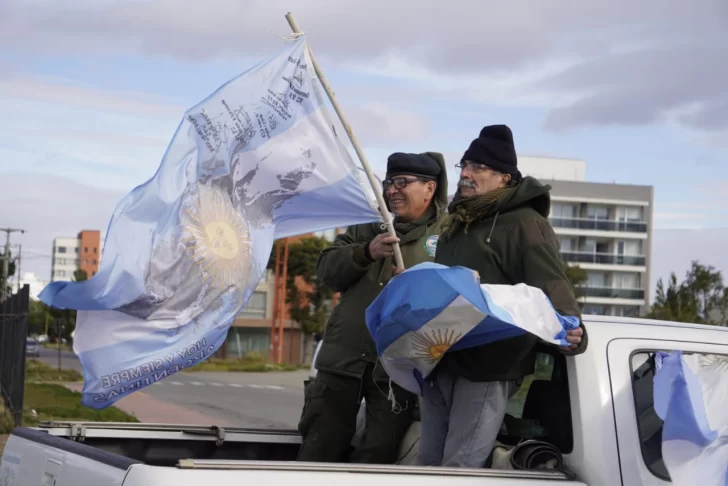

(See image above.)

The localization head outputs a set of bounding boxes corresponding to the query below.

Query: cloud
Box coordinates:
[651,227,728,295]
[652,182,728,229]
[0,73,184,186]
[341,103,430,145]
[541,45,728,132]
[3,0,726,136]
[0,73,183,117]
[0,174,126,280]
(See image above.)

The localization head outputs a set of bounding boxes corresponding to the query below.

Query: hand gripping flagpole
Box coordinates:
[284,12,405,270]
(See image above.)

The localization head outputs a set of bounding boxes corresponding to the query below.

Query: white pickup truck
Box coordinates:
[3,315,727,486]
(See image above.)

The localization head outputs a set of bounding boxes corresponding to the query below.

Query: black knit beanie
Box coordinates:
[461,124,522,182]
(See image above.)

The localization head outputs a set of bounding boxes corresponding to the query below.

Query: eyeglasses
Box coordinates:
[455,161,493,173]
[383,176,429,190]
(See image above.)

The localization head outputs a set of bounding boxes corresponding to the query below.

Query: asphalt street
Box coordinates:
[37,346,83,372]
[34,347,307,428]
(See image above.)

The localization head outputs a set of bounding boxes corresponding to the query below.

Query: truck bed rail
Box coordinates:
[176,459,571,480]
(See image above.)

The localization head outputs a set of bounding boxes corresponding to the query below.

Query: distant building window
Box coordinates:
[84,247,88,253]
[551,203,576,219]
[583,305,606,315]
[617,207,643,222]
[616,306,641,318]
[586,272,607,288]
[92,259,97,265]
[58,247,66,254]
[92,271,96,276]
[56,258,66,265]
[84,259,88,265]
[239,291,267,318]
[586,205,609,220]
[93,248,97,254]
[57,270,66,277]
[75,247,79,254]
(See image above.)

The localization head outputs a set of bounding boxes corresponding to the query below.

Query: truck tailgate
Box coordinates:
[122,460,586,485]
[1,427,139,486]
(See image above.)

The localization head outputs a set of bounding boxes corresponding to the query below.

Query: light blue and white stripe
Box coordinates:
[365,262,580,394]
[39,35,380,409]
[654,351,728,486]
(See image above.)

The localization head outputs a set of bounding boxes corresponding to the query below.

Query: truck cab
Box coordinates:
[3,316,727,486]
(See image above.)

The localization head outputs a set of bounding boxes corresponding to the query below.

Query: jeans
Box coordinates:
[418,371,517,468]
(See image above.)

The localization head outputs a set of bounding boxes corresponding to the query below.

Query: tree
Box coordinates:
[0,250,16,297]
[646,261,725,325]
[73,269,88,282]
[27,299,52,336]
[563,262,587,300]
[682,261,724,323]
[269,237,333,363]
[646,273,697,323]
[715,288,728,326]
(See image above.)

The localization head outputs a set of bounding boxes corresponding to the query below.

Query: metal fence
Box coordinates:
[1,284,30,427]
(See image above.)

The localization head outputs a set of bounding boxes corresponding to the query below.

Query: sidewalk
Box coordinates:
[64,383,231,426]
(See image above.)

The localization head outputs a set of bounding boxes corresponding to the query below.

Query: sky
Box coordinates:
[0,0,727,291]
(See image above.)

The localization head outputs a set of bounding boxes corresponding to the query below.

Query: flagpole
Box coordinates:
[284,12,405,270]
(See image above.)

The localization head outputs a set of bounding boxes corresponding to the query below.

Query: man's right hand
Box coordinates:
[367,233,401,260]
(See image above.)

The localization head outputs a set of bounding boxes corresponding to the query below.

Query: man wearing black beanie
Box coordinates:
[417,124,588,468]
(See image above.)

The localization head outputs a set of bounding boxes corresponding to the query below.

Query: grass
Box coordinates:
[24,360,83,382]
[21,383,138,427]
[0,361,138,437]
[184,355,302,372]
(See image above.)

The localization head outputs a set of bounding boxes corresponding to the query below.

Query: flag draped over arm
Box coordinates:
[654,351,728,486]
[38,35,380,409]
[365,262,580,394]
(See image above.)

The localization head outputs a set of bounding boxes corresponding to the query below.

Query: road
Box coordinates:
[35,347,307,428]
[37,346,83,372]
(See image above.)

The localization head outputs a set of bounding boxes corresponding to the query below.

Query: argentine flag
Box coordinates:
[365,262,580,394]
[654,351,728,486]
[38,35,380,408]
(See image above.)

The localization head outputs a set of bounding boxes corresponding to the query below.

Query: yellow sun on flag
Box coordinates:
[181,183,253,289]
[411,328,462,363]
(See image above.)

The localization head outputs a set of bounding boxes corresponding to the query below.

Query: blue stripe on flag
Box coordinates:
[655,351,719,446]
[38,34,382,408]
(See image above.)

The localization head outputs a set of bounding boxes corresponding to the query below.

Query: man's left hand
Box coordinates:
[561,326,583,351]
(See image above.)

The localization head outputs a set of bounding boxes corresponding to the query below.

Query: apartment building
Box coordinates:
[50,230,104,282]
[223,230,343,364]
[520,157,654,317]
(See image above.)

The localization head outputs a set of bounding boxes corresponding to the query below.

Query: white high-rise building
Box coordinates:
[520,157,654,317]
[50,230,105,282]
[50,237,80,282]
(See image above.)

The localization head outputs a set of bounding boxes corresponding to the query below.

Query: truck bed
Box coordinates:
[3,422,582,485]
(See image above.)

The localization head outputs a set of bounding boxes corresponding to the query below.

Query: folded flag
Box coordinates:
[38,34,380,408]
[654,351,728,486]
[365,262,580,394]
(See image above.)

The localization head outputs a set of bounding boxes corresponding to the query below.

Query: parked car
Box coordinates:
[25,338,40,358]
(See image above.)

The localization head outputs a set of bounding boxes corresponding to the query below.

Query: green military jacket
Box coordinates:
[314,152,449,382]
[434,176,588,382]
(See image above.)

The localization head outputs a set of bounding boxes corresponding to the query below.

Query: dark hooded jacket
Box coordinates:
[314,152,449,382]
[434,176,588,382]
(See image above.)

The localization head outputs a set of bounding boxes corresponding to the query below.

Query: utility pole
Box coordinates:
[14,244,22,293]
[0,228,26,301]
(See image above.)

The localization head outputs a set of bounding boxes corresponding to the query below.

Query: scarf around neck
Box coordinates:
[393,204,437,235]
[441,185,515,240]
